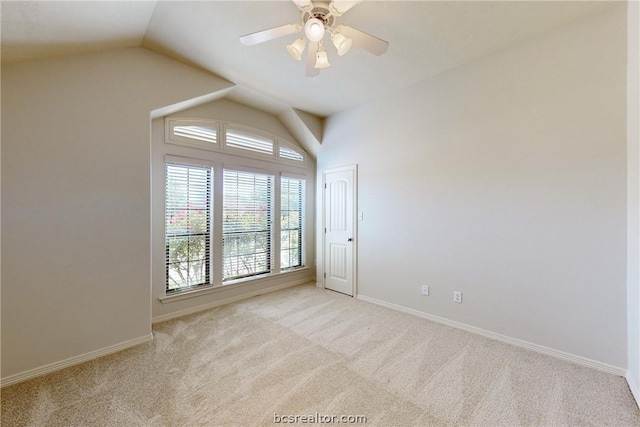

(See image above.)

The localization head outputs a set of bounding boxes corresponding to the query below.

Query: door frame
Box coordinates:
[322,164,358,296]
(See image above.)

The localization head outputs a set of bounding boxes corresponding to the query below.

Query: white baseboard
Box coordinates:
[627,372,640,409]
[152,278,312,324]
[0,334,153,388]
[315,281,324,288]
[356,294,626,377]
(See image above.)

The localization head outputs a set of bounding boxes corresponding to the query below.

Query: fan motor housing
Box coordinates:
[302,2,335,28]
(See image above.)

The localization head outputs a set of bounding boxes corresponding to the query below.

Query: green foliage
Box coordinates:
[166,207,208,290]
[222,202,271,280]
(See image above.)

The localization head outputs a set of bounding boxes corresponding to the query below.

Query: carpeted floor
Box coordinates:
[2,283,639,426]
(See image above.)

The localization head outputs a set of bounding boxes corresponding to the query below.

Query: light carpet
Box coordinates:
[2,283,639,426]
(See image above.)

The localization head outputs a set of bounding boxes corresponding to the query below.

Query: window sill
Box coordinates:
[158,266,310,304]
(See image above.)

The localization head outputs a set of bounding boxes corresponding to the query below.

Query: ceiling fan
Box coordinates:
[240,0,389,77]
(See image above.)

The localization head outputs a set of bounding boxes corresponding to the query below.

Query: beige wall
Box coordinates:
[1,47,233,382]
[627,0,640,404]
[150,99,316,322]
[1,2,633,393]
[318,5,628,369]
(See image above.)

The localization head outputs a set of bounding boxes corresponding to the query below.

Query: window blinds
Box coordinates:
[278,146,304,162]
[281,177,305,270]
[225,127,274,155]
[165,164,212,292]
[173,125,217,144]
[222,169,274,280]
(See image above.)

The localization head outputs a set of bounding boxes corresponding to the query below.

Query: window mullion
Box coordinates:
[212,166,224,286]
[273,175,282,275]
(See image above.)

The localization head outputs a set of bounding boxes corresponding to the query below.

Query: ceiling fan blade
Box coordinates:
[329,0,362,16]
[306,41,319,77]
[338,25,389,56]
[240,23,301,46]
[292,0,312,11]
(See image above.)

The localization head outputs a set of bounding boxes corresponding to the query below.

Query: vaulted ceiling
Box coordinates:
[1,1,616,118]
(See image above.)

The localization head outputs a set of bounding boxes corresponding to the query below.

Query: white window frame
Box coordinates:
[165,118,221,151]
[221,166,275,282]
[164,156,216,295]
[165,117,307,167]
[278,139,307,166]
[222,123,276,160]
[161,155,309,299]
[280,173,306,271]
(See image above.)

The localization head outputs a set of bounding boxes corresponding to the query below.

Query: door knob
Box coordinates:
[348,238,353,242]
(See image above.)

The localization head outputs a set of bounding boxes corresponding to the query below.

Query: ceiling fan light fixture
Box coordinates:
[240,1,389,76]
[304,17,325,42]
[315,45,331,69]
[331,32,352,56]
[287,37,306,61]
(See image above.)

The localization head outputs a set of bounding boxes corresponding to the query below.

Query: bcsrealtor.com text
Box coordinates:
[274,412,367,424]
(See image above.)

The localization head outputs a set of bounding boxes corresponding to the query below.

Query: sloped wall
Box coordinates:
[1,47,233,383]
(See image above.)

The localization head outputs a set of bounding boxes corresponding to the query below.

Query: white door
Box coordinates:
[323,165,356,296]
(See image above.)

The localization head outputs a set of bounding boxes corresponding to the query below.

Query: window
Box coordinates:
[165,117,306,166]
[165,164,212,292]
[166,119,219,150]
[161,118,311,296]
[225,126,274,156]
[281,177,305,270]
[173,125,217,144]
[222,169,274,281]
[278,145,305,163]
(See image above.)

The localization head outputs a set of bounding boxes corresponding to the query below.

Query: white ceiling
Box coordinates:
[1,1,616,118]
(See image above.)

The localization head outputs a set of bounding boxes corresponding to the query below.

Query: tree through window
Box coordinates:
[222,169,274,281]
[165,164,212,292]
[281,177,304,270]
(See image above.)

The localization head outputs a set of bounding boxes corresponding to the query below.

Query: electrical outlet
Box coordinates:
[453,291,462,303]
[421,284,429,296]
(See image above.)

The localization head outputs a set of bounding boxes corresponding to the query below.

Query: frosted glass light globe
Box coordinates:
[304,18,325,42]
